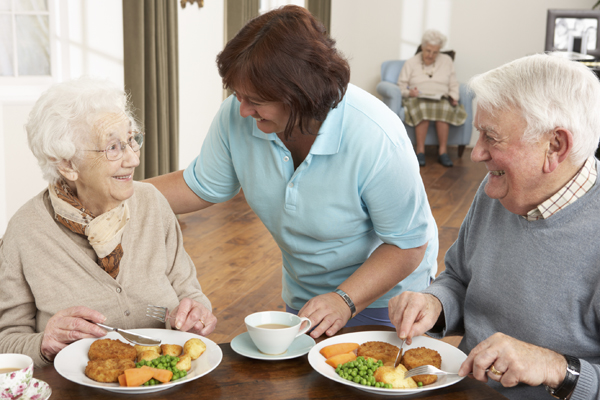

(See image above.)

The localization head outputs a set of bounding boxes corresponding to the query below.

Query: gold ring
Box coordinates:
[490,365,503,376]
[199,319,205,327]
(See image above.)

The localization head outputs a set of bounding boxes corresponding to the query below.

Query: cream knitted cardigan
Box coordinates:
[0,182,211,367]
[397,53,460,101]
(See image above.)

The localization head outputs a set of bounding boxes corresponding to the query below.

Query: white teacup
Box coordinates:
[245,311,312,355]
[0,354,33,400]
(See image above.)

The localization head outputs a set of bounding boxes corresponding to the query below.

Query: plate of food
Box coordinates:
[54,329,222,394]
[308,331,467,396]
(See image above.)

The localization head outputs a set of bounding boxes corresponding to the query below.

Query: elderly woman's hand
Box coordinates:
[298,292,351,338]
[459,332,568,389]
[388,291,442,344]
[409,87,420,97]
[170,298,217,336]
[41,306,107,361]
[449,97,458,106]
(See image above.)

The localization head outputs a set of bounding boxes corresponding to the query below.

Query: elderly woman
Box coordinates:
[397,29,467,167]
[0,77,216,367]
[149,5,438,339]
[390,55,600,399]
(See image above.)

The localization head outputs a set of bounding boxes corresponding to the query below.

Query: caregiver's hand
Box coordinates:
[41,306,107,361]
[298,292,351,338]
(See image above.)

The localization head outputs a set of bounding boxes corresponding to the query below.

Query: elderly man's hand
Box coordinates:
[459,332,568,389]
[298,292,351,338]
[170,298,217,336]
[41,306,107,361]
[388,292,442,344]
[409,87,420,97]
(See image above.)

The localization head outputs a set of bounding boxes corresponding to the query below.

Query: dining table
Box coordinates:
[34,325,508,399]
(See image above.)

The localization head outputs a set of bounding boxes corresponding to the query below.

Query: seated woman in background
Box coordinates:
[398,29,467,167]
[0,77,216,367]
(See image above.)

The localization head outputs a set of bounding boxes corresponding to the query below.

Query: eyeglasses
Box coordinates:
[86,131,144,161]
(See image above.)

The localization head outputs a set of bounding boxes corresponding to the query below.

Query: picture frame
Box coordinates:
[545,9,600,58]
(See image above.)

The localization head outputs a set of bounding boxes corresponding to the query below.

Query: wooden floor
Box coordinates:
[178,146,488,345]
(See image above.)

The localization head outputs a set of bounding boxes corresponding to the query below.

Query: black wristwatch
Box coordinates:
[545,355,580,399]
[333,289,356,319]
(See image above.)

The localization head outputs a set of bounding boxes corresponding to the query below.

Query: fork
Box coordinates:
[146,304,174,329]
[403,365,458,379]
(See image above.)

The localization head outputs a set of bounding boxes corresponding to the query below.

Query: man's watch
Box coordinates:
[333,289,356,319]
[545,355,580,399]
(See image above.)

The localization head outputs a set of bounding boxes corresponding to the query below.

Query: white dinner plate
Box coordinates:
[230,331,315,360]
[308,331,467,396]
[54,329,222,394]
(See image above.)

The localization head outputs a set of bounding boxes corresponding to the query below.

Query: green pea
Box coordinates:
[417,381,423,387]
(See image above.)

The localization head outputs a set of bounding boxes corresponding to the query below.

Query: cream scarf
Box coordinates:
[48,180,130,278]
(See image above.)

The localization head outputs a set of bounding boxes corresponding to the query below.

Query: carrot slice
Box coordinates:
[124,367,155,387]
[118,374,127,387]
[319,343,359,359]
[139,365,174,384]
[325,351,357,368]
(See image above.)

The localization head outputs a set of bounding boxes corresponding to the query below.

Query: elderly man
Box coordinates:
[389,54,600,400]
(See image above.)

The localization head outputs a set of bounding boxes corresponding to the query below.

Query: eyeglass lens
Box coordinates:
[105,132,144,160]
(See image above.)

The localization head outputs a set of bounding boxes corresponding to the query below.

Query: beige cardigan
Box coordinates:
[0,182,211,367]
[397,53,460,101]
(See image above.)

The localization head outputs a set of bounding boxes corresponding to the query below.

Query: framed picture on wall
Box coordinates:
[545,9,600,58]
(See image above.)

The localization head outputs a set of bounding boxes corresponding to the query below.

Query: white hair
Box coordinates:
[25,76,138,183]
[469,54,600,165]
[421,29,447,48]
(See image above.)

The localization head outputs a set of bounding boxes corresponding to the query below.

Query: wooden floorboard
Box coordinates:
[178,146,488,345]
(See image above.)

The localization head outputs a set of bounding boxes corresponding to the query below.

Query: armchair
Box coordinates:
[376,59,474,157]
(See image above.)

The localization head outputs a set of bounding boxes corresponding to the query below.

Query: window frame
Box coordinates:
[0,0,58,100]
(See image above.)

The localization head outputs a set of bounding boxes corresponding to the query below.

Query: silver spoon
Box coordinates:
[95,322,161,346]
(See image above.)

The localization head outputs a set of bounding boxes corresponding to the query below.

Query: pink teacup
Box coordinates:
[0,354,33,400]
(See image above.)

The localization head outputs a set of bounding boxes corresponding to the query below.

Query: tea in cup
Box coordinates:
[245,311,312,355]
[0,354,33,400]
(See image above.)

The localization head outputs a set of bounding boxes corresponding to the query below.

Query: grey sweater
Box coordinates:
[424,167,600,400]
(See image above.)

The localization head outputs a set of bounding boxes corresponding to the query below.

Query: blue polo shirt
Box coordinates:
[184,84,438,310]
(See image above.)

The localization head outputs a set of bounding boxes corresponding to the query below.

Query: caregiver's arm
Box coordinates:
[299,242,427,338]
[146,170,214,214]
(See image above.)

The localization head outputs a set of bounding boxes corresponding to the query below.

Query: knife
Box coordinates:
[95,323,161,346]
[394,338,406,368]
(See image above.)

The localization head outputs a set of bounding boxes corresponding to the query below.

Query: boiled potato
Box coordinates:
[183,338,206,360]
[161,344,183,357]
[373,365,418,389]
[138,350,161,363]
[175,353,192,371]
[134,345,160,359]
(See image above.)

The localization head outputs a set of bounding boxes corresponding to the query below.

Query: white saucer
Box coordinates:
[23,378,51,400]
[231,331,315,360]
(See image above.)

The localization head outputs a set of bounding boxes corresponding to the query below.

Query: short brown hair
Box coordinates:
[217,5,350,139]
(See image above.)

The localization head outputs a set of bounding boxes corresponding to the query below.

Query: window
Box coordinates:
[0,0,51,77]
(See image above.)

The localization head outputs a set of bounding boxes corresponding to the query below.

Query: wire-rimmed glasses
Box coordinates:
[86,131,144,161]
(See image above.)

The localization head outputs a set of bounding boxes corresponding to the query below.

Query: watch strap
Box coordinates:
[545,355,580,399]
[333,289,356,319]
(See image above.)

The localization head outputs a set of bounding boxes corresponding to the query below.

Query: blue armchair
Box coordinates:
[376,60,474,157]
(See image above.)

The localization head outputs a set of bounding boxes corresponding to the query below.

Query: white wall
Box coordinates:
[331,0,596,144]
[178,0,224,169]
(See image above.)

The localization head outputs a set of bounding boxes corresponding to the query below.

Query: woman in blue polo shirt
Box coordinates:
[148,5,438,339]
